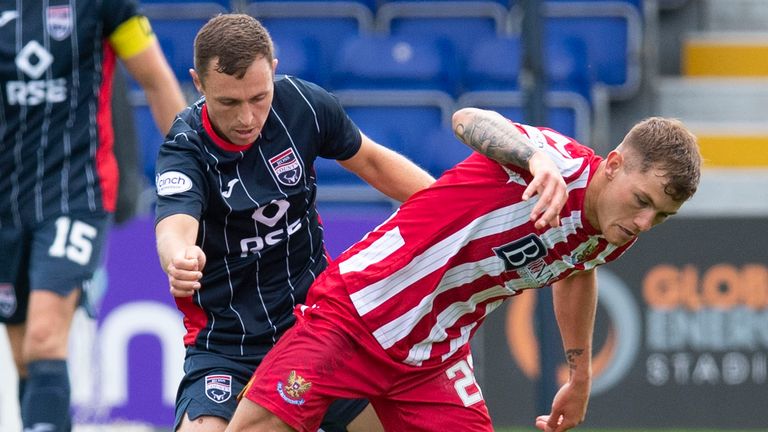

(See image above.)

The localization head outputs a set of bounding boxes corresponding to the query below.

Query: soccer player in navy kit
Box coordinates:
[0,1,186,431]
[153,14,438,432]
[226,109,702,432]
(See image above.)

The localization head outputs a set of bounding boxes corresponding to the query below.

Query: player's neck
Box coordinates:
[583,160,606,233]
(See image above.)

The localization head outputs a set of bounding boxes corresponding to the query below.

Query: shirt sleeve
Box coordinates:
[102,0,156,59]
[154,128,209,226]
[303,80,362,160]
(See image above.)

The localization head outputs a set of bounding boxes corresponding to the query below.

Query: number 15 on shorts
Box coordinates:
[446,356,484,407]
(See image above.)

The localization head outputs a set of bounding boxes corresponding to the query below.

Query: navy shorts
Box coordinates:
[175,349,368,431]
[0,212,110,323]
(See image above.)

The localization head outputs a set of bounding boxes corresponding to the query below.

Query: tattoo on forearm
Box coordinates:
[566,348,585,372]
[454,113,535,169]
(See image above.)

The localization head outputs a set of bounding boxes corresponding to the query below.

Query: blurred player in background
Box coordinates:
[154,14,436,432]
[0,1,186,431]
[226,108,702,432]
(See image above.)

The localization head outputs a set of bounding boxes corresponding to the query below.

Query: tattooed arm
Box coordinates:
[535,269,597,432]
[452,107,568,229]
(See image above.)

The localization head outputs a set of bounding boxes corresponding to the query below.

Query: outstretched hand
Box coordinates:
[166,245,206,297]
[534,380,590,432]
[524,151,569,229]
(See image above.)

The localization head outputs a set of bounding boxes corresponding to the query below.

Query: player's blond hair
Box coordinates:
[194,14,274,81]
[620,117,701,202]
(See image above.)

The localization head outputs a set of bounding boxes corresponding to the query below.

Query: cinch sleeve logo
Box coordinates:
[156,171,193,196]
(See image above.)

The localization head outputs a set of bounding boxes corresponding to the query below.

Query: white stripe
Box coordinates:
[339,227,405,275]
[350,200,533,316]
[403,293,505,366]
[285,76,320,133]
[203,147,249,354]
[371,255,505,349]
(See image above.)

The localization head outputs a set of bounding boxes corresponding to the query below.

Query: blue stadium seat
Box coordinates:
[463,35,593,103]
[248,0,379,14]
[422,125,473,177]
[141,5,227,83]
[544,0,642,12]
[376,1,508,78]
[380,0,512,7]
[273,38,321,84]
[543,1,643,99]
[140,0,231,8]
[457,91,591,145]
[247,2,374,88]
[330,35,461,95]
[314,90,454,186]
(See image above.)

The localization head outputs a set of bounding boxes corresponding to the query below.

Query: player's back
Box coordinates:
[333,125,633,366]
[0,1,132,225]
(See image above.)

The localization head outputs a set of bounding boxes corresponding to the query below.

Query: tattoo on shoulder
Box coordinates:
[566,348,585,371]
[455,113,534,169]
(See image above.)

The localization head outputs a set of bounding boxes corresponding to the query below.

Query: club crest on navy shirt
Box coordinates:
[46,5,72,41]
[269,148,302,186]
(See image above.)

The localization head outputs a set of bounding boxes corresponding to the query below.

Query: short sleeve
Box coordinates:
[154,130,209,226]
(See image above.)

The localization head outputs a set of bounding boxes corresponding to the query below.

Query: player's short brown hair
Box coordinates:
[620,117,702,202]
[194,14,274,82]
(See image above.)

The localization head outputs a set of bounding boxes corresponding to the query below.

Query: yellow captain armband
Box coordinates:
[108,15,156,59]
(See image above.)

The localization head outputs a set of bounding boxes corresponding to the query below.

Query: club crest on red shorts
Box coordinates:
[277,370,311,405]
[205,374,232,403]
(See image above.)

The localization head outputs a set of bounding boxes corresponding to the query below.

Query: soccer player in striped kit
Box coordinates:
[0,1,186,431]
[154,14,454,432]
[227,108,702,432]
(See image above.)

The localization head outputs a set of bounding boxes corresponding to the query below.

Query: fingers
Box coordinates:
[524,174,568,229]
[167,255,203,298]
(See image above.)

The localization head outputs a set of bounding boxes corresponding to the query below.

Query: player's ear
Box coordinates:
[604,150,624,180]
[190,68,204,94]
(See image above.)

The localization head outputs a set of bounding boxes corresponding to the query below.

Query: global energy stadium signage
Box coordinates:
[481,217,768,428]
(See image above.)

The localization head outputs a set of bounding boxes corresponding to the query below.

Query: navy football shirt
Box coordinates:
[155,76,362,357]
[0,0,142,226]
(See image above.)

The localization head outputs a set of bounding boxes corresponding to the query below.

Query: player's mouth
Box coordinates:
[618,225,636,239]
[233,127,257,140]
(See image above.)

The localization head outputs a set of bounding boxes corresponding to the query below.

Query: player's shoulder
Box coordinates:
[165,100,205,147]
[273,75,336,106]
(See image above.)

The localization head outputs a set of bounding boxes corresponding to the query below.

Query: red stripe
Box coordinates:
[202,104,255,152]
[95,43,118,212]
[176,296,208,346]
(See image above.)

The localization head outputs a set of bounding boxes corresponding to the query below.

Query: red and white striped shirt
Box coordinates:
[334,124,635,366]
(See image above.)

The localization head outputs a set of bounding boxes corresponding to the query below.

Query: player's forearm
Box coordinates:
[365,150,435,202]
[552,271,597,384]
[451,107,541,171]
[155,214,199,272]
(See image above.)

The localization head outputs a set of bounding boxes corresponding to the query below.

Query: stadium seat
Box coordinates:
[247,2,374,88]
[140,0,232,8]
[314,90,455,186]
[141,4,228,83]
[247,0,379,14]
[380,0,512,8]
[329,35,461,95]
[463,35,593,103]
[543,1,643,99]
[376,1,509,84]
[422,125,473,177]
[544,0,642,12]
[273,38,321,84]
[457,91,592,145]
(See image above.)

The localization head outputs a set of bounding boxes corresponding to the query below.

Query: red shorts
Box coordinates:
[243,268,493,432]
